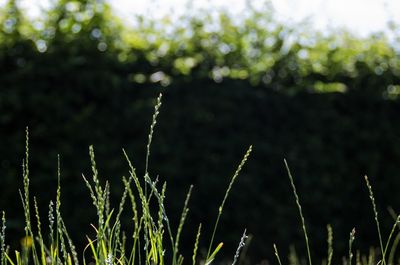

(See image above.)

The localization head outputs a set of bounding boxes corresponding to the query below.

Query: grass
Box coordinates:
[0,93,252,265]
[273,164,400,265]
[2,93,400,265]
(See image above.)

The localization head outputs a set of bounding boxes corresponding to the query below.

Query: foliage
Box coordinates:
[1,0,400,262]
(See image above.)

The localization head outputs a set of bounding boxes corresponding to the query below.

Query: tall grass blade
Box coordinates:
[173,185,193,265]
[284,159,312,265]
[364,176,386,265]
[144,93,162,198]
[273,244,283,265]
[207,145,252,260]
[327,224,333,265]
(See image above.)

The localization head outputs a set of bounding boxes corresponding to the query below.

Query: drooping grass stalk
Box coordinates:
[232,229,248,265]
[348,228,355,265]
[364,176,386,265]
[273,244,283,265]
[192,224,201,265]
[206,145,252,260]
[284,159,312,265]
[326,225,333,265]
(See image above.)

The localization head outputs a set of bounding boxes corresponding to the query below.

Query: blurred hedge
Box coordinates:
[1,0,400,263]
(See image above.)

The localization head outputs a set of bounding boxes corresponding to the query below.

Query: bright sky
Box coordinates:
[3,0,400,36]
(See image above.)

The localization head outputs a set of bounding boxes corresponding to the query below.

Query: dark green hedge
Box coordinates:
[2,0,400,263]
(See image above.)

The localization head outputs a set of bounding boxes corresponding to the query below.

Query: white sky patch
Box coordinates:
[1,0,400,36]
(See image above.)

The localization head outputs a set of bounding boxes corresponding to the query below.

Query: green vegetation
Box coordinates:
[272,168,400,265]
[0,95,252,265]
[2,0,400,262]
[2,95,400,265]
[1,0,399,95]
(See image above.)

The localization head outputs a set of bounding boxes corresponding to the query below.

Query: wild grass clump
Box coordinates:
[0,94,252,265]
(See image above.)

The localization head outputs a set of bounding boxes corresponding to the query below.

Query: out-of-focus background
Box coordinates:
[1,0,400,263]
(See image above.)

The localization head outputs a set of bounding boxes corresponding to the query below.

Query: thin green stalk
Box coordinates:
[364,176,386,265]
[1,211,5,265]
[349,228,356,265]
[173,185,193,265]
[327,225,333,265]
[122,176,140,265]
[144,93,162,197]
[48,200,55,265]
[112,176,131,256]
[56,156,68,264]
[33,197,46,265]
[20,127,40,265]
[388,231,400,265]
[88,146,105,250]
[284,159,312,265]
[273,244,283,265]
[192,224,201,265]
[383,215,400,262]
[22,127,32,238]
[206,145,252,259]
[60,219,78,265]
